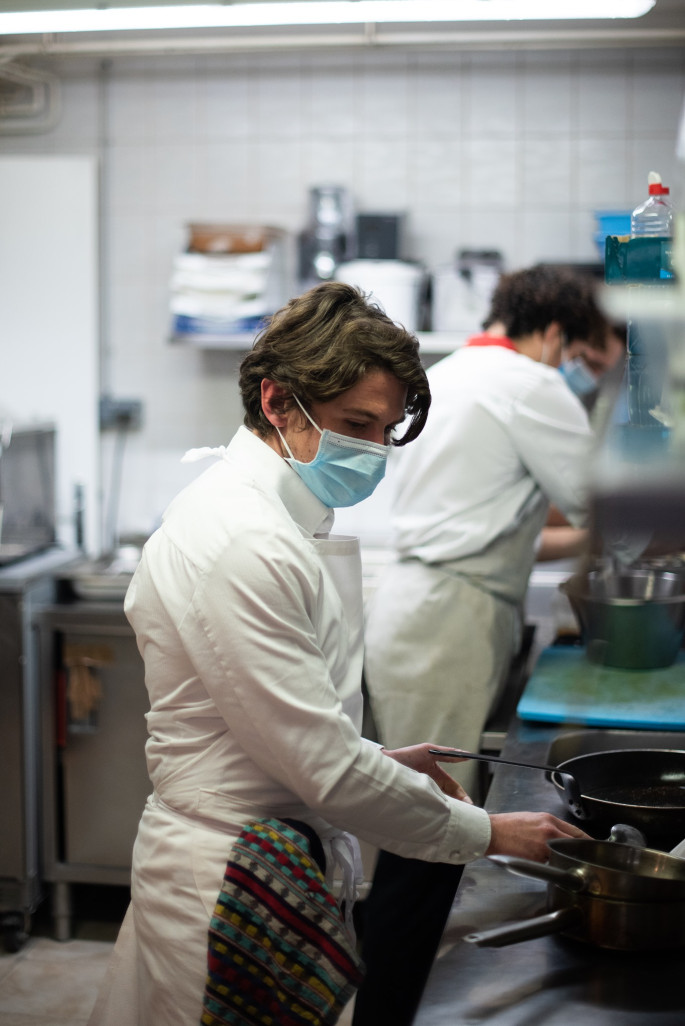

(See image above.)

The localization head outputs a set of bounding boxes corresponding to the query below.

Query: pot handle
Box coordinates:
[488,854,586,892]
[608,823,647,846]
[464,907,581,948]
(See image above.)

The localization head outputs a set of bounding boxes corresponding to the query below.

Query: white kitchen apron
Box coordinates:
[88,528,366,1026]
[364,499,548,802]
[313,532,365,730]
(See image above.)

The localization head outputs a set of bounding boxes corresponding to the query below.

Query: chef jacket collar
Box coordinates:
[229,426,335,537]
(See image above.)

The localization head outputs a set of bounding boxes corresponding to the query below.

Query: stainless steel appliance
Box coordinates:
[37,598,150,941]
[297,185,354,288]
[0,548,76,951]
[355,213,404,260]
[0,424,56,566]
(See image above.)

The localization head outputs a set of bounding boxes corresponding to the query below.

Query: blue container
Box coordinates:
[593,209,632,259]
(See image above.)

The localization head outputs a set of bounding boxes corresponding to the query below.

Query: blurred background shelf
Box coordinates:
[169,330,469,354]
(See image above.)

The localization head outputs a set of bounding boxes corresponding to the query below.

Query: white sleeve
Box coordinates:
[177,520,491,863]
[510,376,593,527]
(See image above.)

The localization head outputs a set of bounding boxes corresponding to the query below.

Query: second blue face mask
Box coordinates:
[560,356,599,398]
[277,396,390,508]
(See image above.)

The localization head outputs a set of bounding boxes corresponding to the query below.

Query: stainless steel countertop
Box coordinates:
[0,547,81,592]
[415,719,685,1026]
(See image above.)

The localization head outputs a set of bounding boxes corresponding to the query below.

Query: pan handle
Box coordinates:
[488,854,586,892]
[464,907,582,947]
[553,770,589,820]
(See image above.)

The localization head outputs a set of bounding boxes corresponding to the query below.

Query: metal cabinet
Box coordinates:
[0,550,76,951]
[37,602,150,941]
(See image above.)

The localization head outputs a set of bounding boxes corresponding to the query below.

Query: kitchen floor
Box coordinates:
[0,887,124,1026]
[0,886,369,1025]
[0,885,462,1024]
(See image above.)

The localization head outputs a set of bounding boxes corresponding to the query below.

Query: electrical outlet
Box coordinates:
[99,396,143,431]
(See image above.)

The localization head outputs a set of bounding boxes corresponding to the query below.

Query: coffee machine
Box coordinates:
[297,185,354,289]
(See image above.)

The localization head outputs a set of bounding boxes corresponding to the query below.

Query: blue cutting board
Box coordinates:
[517,646,685,730]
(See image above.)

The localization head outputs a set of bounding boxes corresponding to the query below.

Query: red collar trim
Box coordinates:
[465,333,517,352]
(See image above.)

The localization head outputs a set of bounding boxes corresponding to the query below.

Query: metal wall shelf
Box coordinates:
[170,330,468,354]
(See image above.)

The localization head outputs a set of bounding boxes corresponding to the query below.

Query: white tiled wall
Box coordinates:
[1,45,684,545]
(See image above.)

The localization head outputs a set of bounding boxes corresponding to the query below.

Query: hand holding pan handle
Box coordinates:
[485,824,647,894]
[428,747,587,818]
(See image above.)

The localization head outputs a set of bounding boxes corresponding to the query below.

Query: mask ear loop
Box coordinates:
[275,426,296,460]
[276,395,322,461]
[292,395,323,436]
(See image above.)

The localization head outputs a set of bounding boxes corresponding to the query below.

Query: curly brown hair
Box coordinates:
[485,264,608,350]
[239,282,431,445]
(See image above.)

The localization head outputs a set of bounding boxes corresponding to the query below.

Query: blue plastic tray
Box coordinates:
[517,646,685,730]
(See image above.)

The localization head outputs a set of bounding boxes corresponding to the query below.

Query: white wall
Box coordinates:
[1,46,683,548]
[0,155,100,555]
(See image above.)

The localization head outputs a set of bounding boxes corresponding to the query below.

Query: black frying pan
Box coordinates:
[550,748,685,845]
[430,747,685,847]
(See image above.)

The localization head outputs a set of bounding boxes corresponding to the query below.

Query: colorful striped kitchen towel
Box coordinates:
[200,817,364,1026]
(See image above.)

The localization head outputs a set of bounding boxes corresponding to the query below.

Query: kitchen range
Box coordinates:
[415,721,685,1026]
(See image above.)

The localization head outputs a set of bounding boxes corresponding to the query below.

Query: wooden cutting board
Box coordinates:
[517,645,685,730]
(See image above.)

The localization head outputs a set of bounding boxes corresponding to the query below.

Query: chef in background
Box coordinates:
[540,319,628,560]
[560,319,627,415]
[354,264,608,1026]
[87,282,587,1026]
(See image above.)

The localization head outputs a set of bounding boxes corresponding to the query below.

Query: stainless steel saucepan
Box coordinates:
[464,829,685,951]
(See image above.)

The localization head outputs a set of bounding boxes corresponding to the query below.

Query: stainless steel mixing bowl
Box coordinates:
[561,569,685,670]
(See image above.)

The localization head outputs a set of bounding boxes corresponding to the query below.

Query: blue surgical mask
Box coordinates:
[560,357,599,398]
[277,396,390,508]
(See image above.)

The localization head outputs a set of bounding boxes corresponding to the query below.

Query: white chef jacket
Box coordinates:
[388,343,592,565]
[88,425,490,1026]
[363,342,594,799]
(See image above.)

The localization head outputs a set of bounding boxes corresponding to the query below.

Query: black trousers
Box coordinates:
[351,851,464,1026]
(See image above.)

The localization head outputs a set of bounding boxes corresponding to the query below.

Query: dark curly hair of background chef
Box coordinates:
[485,263,607,349]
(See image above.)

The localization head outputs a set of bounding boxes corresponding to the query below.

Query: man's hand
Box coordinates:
[487,811,590,863]
[382,742,473,803]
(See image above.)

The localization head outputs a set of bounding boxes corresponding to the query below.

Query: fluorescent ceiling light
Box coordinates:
[0,1,657,36]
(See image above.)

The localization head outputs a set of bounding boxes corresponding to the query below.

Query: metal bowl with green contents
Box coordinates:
[561,568,685,670]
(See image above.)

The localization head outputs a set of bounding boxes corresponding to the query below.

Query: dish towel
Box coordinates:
[200,818,365,1026]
